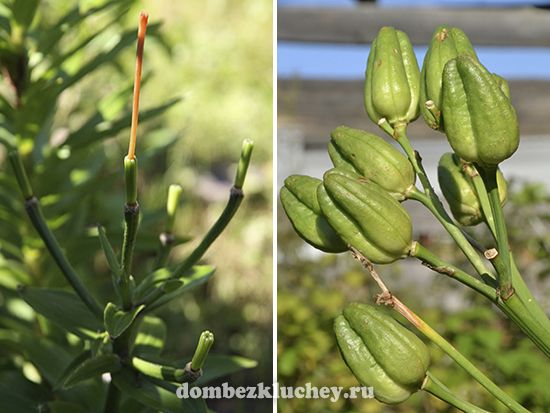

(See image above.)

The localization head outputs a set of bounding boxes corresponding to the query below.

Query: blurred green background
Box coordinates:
[0,0,272,411]
[278,181,550,412]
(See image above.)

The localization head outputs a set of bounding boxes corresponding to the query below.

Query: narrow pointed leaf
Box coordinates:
[112,367,207,413]
[195,355,258,385]
[146,266,216,312]
[54,350,92,390]
[18,286,103,339]
[63,353,121,389]
[45,401,87,413]
[104,302,145,338]
[133,316,167,357]
[97,225,121,276]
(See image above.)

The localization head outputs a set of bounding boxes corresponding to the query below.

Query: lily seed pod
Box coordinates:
[330,126,415,200]
[441,55,519,167]
[318,170,413,264]
[420,26,478,130]
[438,153,507,226]
[328,141,360,174]
[335,303,430,404]
[492,73,511,99]
[364,27,420,127]
[280,175,347,253]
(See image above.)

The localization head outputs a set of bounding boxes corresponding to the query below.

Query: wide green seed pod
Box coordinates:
[318,170,413,264]
[280,175,347,253]
[335,303,430,404]
[330,126,415,200]
[441,55,519,167]
[364,27,420,127]
[420,26,478,130]
[438,153,507,226]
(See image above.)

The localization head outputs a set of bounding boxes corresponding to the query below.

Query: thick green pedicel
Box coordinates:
[329,126,415,200]
[364,26,420,127]
[438,153,507,226]
[335,303,430,404]
[420,26,478,130]
[441,55,519,167]
[280,175,347,253]
[318,170,412,264]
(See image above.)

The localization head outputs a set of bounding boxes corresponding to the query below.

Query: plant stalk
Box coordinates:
[479,165,513,298]
[407,186,494,280]
[393,125,492,279]
[7,148,102,318]
[391,297,530,413]
[410,242,498,300]
[103,381,121,413]
[171,186,243,279]
[422,372,491,413]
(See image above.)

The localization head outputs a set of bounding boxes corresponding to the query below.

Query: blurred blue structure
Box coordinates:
[278,42,550,80]
[279,0,550,6]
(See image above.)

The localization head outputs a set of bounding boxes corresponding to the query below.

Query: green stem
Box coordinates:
[171,186,243,279]
[422,372,491,413]
[393,125,491,279]
[466,164,497,237]
[154,184,182,269]
[8,149,32,199]
[154,232,174,269]
[470,166,550,355]
[410,242,497,300]
[407,187,494,280]
[479,166,513,297]
[120,203,139,310]
[131,357,202,383]
[412,242,550,357]
[392,297,530,413]
[170,139,252,279]
[7,148,102,318]
[500,294,550,359]
[103,382,121,413]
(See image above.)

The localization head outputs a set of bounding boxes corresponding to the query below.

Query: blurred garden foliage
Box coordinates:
[278,181,550,413]
[0,0,272,411]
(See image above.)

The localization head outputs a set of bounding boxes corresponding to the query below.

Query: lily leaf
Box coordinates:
[142,266,215,311]
[63,353,121,389]
[104,302,145,339]
[112,367,207,413]
[18,286,103,339]
[97,225,121,276]
[196,355,257,385]
[133,316,167,357]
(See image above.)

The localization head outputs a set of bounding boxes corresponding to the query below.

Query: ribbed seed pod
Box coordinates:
[438,152,507,226]
[318,170,413,264]
[335,303,430,404]
[329,125,415,200]
[280,175,347,253]
[364,27,420,127]
[420,26,478,130]
[441,55,519,167]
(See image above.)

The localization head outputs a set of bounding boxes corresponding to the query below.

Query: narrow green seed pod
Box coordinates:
[364,27,420,127]
[335,303,430,404]
[318,170,413,264]
[438,152,507,226]
[420,26,478,130]
[280,175,347,253]
[441,55,519,167]
[330,126,415,200]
